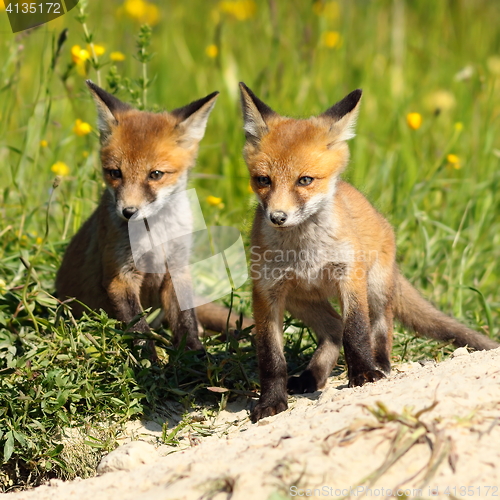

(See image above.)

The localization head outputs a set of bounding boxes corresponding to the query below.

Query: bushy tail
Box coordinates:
[394,273,498,350]
[195,302,254,337]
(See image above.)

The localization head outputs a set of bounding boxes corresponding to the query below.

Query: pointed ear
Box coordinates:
[239,82,276,144]
[321,89,362,143]
[171,91,219,148]
[86,80,131,142]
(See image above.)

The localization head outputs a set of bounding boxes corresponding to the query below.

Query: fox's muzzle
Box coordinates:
[122,207,138,219]
[269,211,288,226]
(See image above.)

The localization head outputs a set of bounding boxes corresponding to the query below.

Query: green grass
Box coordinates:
[1,0,500,490]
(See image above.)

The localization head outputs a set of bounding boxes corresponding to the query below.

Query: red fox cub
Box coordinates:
[56,81,248,351]
[239,82,499,422]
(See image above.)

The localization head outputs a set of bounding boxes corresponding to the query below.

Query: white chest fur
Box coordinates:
[253,203,353,292]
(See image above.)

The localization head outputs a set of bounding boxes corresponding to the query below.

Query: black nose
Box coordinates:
[122,207,138,219]
[270,211,288,226]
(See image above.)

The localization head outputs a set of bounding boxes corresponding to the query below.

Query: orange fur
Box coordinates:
[239,82,498,422]
[56,82,250,353]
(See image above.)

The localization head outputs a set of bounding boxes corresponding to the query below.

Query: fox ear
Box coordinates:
[321,89,362,143]
[239,82,276,144]
[172,91,219,148]
[86,80,131,142]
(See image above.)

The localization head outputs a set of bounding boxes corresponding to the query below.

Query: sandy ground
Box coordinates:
[7,347,500,500]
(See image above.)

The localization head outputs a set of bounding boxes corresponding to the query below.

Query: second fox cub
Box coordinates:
[57,81,249,351]
[239,82,499,422]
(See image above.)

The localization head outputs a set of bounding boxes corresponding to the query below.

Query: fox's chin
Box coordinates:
[115,203,161,221]
[266,214,312,230]
[266,220,299,230]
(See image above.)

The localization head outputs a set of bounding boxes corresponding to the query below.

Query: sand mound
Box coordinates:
[8,347,500,500]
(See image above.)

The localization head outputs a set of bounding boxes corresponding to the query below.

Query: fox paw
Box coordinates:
[251,397,288,423]
[287,371,319,394]
[185,338,205,352]
[173,334,205,352]
[348,369,386,388]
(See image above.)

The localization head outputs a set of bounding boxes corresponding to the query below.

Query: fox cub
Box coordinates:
[239,82,498,422]
[56,81,248,350]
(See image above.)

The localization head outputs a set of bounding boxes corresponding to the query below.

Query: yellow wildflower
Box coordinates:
[71,45,90,65]
[110,51,126,62]
[123,0,160,25]
[144,3,160,25]
[205,44,218,58]
[322,31,342,49]
[89,44,106,57]
[207,195,223,207]
[51,161,70,177]
[0,279,6,294]
[73,119,92,136]
[454,122,463,132]
[406,112,422,130]
[0,1,5,11]
[446,154,460,169]
[40,139,48,148]
[218,0,256,21]
[313,1,340,20]
[36,237,43,245]
[82,151,90,158]
[124,0,146,18]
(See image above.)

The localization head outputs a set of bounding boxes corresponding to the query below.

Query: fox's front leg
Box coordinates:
[103,267,158,360]
[286,296,343,394]
[104,273,149,333]
[251,285,288,422]
[339,268,386,387]
[161,273,203,351]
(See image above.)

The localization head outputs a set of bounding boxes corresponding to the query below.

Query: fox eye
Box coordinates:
[149,170,164,180]
[107,169,122,180]
[256,176,271,187]
[298,176,314,186]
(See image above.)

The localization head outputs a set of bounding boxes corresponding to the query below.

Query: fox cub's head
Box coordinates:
[86,81,218,220]
[239,82,361,229]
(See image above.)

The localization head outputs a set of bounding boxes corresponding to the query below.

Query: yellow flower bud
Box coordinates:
[218,0,256,21]
[207,195,223,206]
[322,31,342,49]
[123,0,160,25]
[110,51,126,62]
[205,44,218,58]
[446,154,460,169]
[90,44,105,56]
[406,112,422,130]
[51,161,70,177]
[73,119,92,136]
[71,45,90,64]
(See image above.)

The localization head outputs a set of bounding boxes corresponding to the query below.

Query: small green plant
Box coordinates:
[106,24,156,109]
[75,0,103,86]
